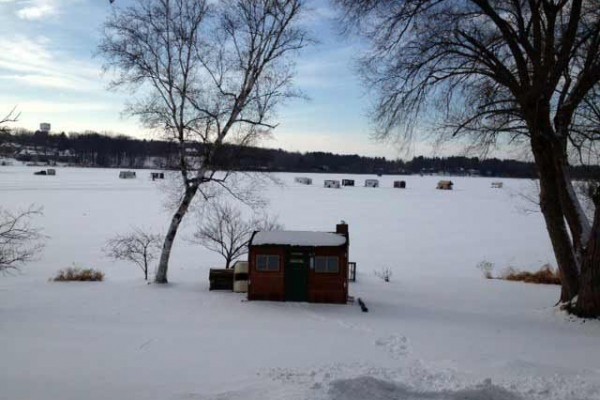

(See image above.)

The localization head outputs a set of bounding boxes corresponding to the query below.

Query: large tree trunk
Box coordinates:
[574,193,600,317]
[155,186,198,284]
[532,136,581,302]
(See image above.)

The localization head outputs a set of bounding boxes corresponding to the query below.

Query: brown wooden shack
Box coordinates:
[247,223,349,304]
[437,180,454,190]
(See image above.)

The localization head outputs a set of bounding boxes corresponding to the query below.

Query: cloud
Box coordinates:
[17,3,56,20]
[0,74,86,90]
[0,99,111,114]
[0,35,102,92]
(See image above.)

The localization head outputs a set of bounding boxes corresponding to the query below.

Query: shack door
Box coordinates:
[285,251,309,302]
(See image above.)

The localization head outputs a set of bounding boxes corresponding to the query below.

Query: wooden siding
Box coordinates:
[248,244,348,304]
[248,246,286,301]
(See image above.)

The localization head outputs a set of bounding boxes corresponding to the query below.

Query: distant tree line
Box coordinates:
[1,129,598,179]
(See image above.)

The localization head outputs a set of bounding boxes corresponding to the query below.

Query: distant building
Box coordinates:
[39,123,51,133]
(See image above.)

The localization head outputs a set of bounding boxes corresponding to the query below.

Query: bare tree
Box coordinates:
[338,0,600,317]
[192,202,282,269]
[0,206,44,273]
[99,0,308,284]
[0,107,20,133]
[104,229,162,280]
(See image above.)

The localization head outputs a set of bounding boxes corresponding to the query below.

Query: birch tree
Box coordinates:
[338,0,600,316]
[99,0,307,283]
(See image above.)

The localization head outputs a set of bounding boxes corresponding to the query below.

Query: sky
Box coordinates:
[0,0,516,160]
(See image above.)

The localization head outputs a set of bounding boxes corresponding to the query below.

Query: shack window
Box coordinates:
[256,255,280,272]
[314,256,339,273]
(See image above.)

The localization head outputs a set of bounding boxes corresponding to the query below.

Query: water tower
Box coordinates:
[40,123,51,133]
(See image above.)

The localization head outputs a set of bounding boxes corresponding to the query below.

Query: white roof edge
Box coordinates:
[251,230,347,247]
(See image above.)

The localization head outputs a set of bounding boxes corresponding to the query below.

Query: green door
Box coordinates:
[285,251,309,302]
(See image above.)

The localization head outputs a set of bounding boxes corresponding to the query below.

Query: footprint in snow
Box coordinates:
[374,335,409,360]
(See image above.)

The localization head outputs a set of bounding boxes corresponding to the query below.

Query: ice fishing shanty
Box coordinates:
[365,179,379,188]
[295,177,312,185]
[437,180,454,190]
[324,179,341,188]
[247,222,349,304]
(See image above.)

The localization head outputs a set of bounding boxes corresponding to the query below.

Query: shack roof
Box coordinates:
[251,231,347,247]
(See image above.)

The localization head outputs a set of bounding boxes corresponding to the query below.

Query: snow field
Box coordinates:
[0,167,599,400]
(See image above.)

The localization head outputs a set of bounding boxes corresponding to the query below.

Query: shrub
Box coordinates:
[374,267,393,282]
[476,260,495,279]
[53,267,104,282]
[501,264,560,285]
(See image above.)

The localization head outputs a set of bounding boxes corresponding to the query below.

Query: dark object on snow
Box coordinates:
[393,180,406,189]
[33,170,47,176]
[151,172,165,180]
[342,179,355,186]
[119,170,136,179]
[437,180,453,190]
[358,297,368,312]
[209,268,234,291]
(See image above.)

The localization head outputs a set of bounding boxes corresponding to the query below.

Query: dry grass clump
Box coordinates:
[502,264,561,285]
[53,267,104,282]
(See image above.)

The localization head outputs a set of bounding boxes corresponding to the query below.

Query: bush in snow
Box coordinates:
[476,260,495,279]
[374,267,393,282]
[53,267,104,282]
[501,264,560,285]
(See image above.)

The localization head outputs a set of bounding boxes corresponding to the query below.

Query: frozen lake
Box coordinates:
[1,166,599,400]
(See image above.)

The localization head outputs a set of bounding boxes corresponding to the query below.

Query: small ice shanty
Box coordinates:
[324,179,341,188]
[342,179,355,187]
[151,172,165,180]
[295,177,312,185]
[437,180,453,190]
[393,180,406,189]
[491,181,503,189]
[119,170,136,179]
[365,179,379,188]
[247,223,349,303]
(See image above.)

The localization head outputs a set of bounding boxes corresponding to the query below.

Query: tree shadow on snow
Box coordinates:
[328,376,523,400]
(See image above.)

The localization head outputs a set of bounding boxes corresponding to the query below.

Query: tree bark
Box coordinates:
[155,186,198,283]
[574,193,600,317]
[531,136,581,302]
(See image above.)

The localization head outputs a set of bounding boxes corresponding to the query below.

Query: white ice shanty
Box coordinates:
[295,177,313,185]
[324,180,341,188]
[364,179,379,188]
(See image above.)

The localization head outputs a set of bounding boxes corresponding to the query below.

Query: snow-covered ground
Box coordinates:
[1,166,599,400]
